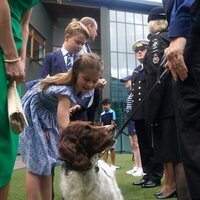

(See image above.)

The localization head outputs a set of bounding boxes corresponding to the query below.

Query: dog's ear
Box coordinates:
[58,123,93,171]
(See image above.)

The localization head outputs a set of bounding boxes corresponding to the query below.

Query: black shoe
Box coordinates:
[141,180,161,188]
[156,191,177,199]
[132,178,147,186]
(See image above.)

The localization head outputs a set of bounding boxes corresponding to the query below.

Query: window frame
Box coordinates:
[27,24,46,65]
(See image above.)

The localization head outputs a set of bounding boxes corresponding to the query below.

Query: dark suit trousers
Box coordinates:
[175,35,200,199]
[135,119,163,182]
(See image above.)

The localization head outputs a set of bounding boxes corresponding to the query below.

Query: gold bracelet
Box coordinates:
[4,57,21,63]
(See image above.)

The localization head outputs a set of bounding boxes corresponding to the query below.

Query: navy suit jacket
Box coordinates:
[40,50,66,78]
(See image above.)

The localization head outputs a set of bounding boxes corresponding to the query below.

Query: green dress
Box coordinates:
[0,0,40,187]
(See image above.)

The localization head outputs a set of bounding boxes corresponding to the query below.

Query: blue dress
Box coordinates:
[19,80,93,175]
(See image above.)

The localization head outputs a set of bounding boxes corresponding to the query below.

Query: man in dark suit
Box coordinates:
[76,17,98,56]
[163,0,200,198]
[131,39,163,188]
[76,17,107,122]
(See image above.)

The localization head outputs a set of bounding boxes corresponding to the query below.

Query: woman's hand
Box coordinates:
[0,3,32,85]
[5,59,25,85]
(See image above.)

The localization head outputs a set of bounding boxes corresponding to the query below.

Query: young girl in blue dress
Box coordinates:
[19,53,104,200]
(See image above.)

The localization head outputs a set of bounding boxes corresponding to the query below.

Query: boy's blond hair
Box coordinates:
[64,20,90,39]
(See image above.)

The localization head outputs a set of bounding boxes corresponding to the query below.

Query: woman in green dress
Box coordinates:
[0,0,40,199]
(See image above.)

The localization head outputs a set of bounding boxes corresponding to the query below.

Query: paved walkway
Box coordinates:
[14,156,26,170]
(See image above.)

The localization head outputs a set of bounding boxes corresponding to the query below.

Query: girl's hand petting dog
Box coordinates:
[96,78,107,88]
[69,105,81,115]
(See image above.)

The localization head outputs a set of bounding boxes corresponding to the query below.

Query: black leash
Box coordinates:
[114,124,129,136]
[115,57,168,139]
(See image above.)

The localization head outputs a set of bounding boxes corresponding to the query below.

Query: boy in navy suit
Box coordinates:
[40,20,89,78]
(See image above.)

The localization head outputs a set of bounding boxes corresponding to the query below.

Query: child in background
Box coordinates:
[100,98,120,170]
[19,53,104,200]
[120,76,143,177]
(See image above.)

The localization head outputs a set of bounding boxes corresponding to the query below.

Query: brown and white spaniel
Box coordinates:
[58,121,123,200]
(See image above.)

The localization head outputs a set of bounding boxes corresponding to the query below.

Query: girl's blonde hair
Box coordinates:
[64,20,90,40]
[148,19,168,35]
[40,53,104,90]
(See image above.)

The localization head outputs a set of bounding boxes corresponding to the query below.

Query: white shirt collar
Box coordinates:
[61,46,70,56]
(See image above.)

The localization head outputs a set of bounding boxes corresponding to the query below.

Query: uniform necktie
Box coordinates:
[66,53,73,71]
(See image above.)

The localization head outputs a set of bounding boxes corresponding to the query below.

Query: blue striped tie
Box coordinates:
[66,53,73,71]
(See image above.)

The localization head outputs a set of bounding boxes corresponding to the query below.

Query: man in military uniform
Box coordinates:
[131,39,163,188]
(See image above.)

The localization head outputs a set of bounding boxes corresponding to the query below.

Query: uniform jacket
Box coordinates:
[40,50,67,78]
[131,65,146,120]
[144,31,175,124]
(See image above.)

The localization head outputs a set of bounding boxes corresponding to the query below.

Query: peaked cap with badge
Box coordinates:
[132,39,149,52]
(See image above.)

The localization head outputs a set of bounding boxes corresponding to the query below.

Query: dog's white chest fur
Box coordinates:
[60,160,123,200]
